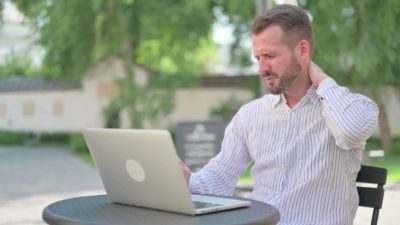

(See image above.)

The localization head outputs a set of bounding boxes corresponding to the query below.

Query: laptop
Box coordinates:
[82,128,251,215]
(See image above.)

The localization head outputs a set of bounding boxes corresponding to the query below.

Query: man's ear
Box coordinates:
[296,40,311,62]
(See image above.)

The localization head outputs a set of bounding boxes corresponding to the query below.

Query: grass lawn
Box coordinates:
[365,157,400,182]
[77,152,94,165]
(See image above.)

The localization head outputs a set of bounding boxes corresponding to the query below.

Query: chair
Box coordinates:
[356,165,388,225]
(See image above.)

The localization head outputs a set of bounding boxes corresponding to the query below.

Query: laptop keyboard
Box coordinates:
[193,201,222,209]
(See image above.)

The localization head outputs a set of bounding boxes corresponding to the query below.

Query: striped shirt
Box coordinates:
[189,77,379,225]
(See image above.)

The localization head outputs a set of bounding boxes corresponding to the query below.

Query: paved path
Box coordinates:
[0,146,104,225]
[0,145,399,225]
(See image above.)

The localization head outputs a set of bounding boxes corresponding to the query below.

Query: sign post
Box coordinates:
[176,121,225,171]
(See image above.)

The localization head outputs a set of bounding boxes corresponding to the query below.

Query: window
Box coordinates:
[53,100,63,116]
[98,82,119,98]
[0,102,5,117]
[23,101,34,117]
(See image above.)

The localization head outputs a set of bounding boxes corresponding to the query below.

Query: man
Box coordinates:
[180,4,378,225]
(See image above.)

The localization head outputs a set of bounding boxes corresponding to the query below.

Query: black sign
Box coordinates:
[176,121,225,172]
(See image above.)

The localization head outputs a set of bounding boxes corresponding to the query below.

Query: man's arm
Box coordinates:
[185,107,252,195]
[309,62,379,150]
[178,159,191,184]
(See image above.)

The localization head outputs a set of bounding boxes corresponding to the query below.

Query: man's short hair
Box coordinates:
[252,4,314,51]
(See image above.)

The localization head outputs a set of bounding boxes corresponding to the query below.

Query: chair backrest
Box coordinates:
[356,165,388,225]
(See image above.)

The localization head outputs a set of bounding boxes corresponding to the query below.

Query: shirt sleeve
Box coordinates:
[316,77,379,150]
[189,107,252,195]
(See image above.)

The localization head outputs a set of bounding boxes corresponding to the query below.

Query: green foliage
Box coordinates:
[0,54,48,77]
[210,96,244,123]
[302,0,400,89]
[69,133,89,154]
[0,131,28,145]
[366,156,400,182]
[0,131,69,145]
[40,133,70,145]
[209,76,258,123]
[10,0,224,128]
[10,0,97,82]
[0,55,32,76]
[213,1,256,67]
[244,75,262,97]
[365,137,400,156]
[301,1,400,146]
[239,161,254,185]
[69,133,92,164]
[11,0,219,81]
[386,139,400,156]
[104,99,123,128]
[365,137,382,150]
[0,131,90,157]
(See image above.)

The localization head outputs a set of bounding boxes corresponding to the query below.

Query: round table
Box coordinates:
[42,195,280,225]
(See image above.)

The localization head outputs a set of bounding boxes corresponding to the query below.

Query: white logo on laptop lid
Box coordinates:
[126,159,146,182]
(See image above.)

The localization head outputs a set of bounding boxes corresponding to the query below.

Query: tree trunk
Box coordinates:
[117,1,141,128]
[372,90,392,148]
[376,98,392,148]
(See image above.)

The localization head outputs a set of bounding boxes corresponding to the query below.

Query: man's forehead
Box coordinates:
[252,24,285,41]
[252,25,287,53]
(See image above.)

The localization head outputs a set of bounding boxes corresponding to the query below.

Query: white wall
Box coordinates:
[0,90,102,132]
[153,87,254,128]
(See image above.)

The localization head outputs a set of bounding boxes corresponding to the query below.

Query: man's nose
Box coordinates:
[258,59,271,74]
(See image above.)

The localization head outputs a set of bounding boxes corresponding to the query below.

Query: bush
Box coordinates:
[0,131,70,145]
[69,133,89,154]
[386,139,400,156]
[365,137,382,150]
[40,133,70,145]
[0,131,28,145]
[210,97,244,123]
[365,137,400,157]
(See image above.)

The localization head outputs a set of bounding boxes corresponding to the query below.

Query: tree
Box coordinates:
[303,0,400,147]
[10,0,219,128]
[213,1,256,68]
[0,54,38,76]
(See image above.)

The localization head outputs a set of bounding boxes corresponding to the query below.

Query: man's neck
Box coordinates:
[284,73,312,108]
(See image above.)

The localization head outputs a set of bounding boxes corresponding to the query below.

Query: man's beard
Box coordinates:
[267,56,302,95]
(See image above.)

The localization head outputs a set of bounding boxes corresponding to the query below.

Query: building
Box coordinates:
[0,57,255,133]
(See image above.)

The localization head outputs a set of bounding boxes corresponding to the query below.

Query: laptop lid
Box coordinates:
[82,128,250,215]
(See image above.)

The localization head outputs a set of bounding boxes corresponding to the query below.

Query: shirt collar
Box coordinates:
[271,85,319,108]
[307,85,319,104]
[272,94,284,107]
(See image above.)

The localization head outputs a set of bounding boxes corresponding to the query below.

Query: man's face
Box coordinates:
[252,25,302,95]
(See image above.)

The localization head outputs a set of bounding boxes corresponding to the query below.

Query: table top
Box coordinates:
[42,194,280,225]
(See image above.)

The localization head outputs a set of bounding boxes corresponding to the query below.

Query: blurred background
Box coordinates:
[0,0,399,224]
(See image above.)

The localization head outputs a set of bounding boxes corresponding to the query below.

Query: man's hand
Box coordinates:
[178,159,192,185]
[309,61,328,87]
